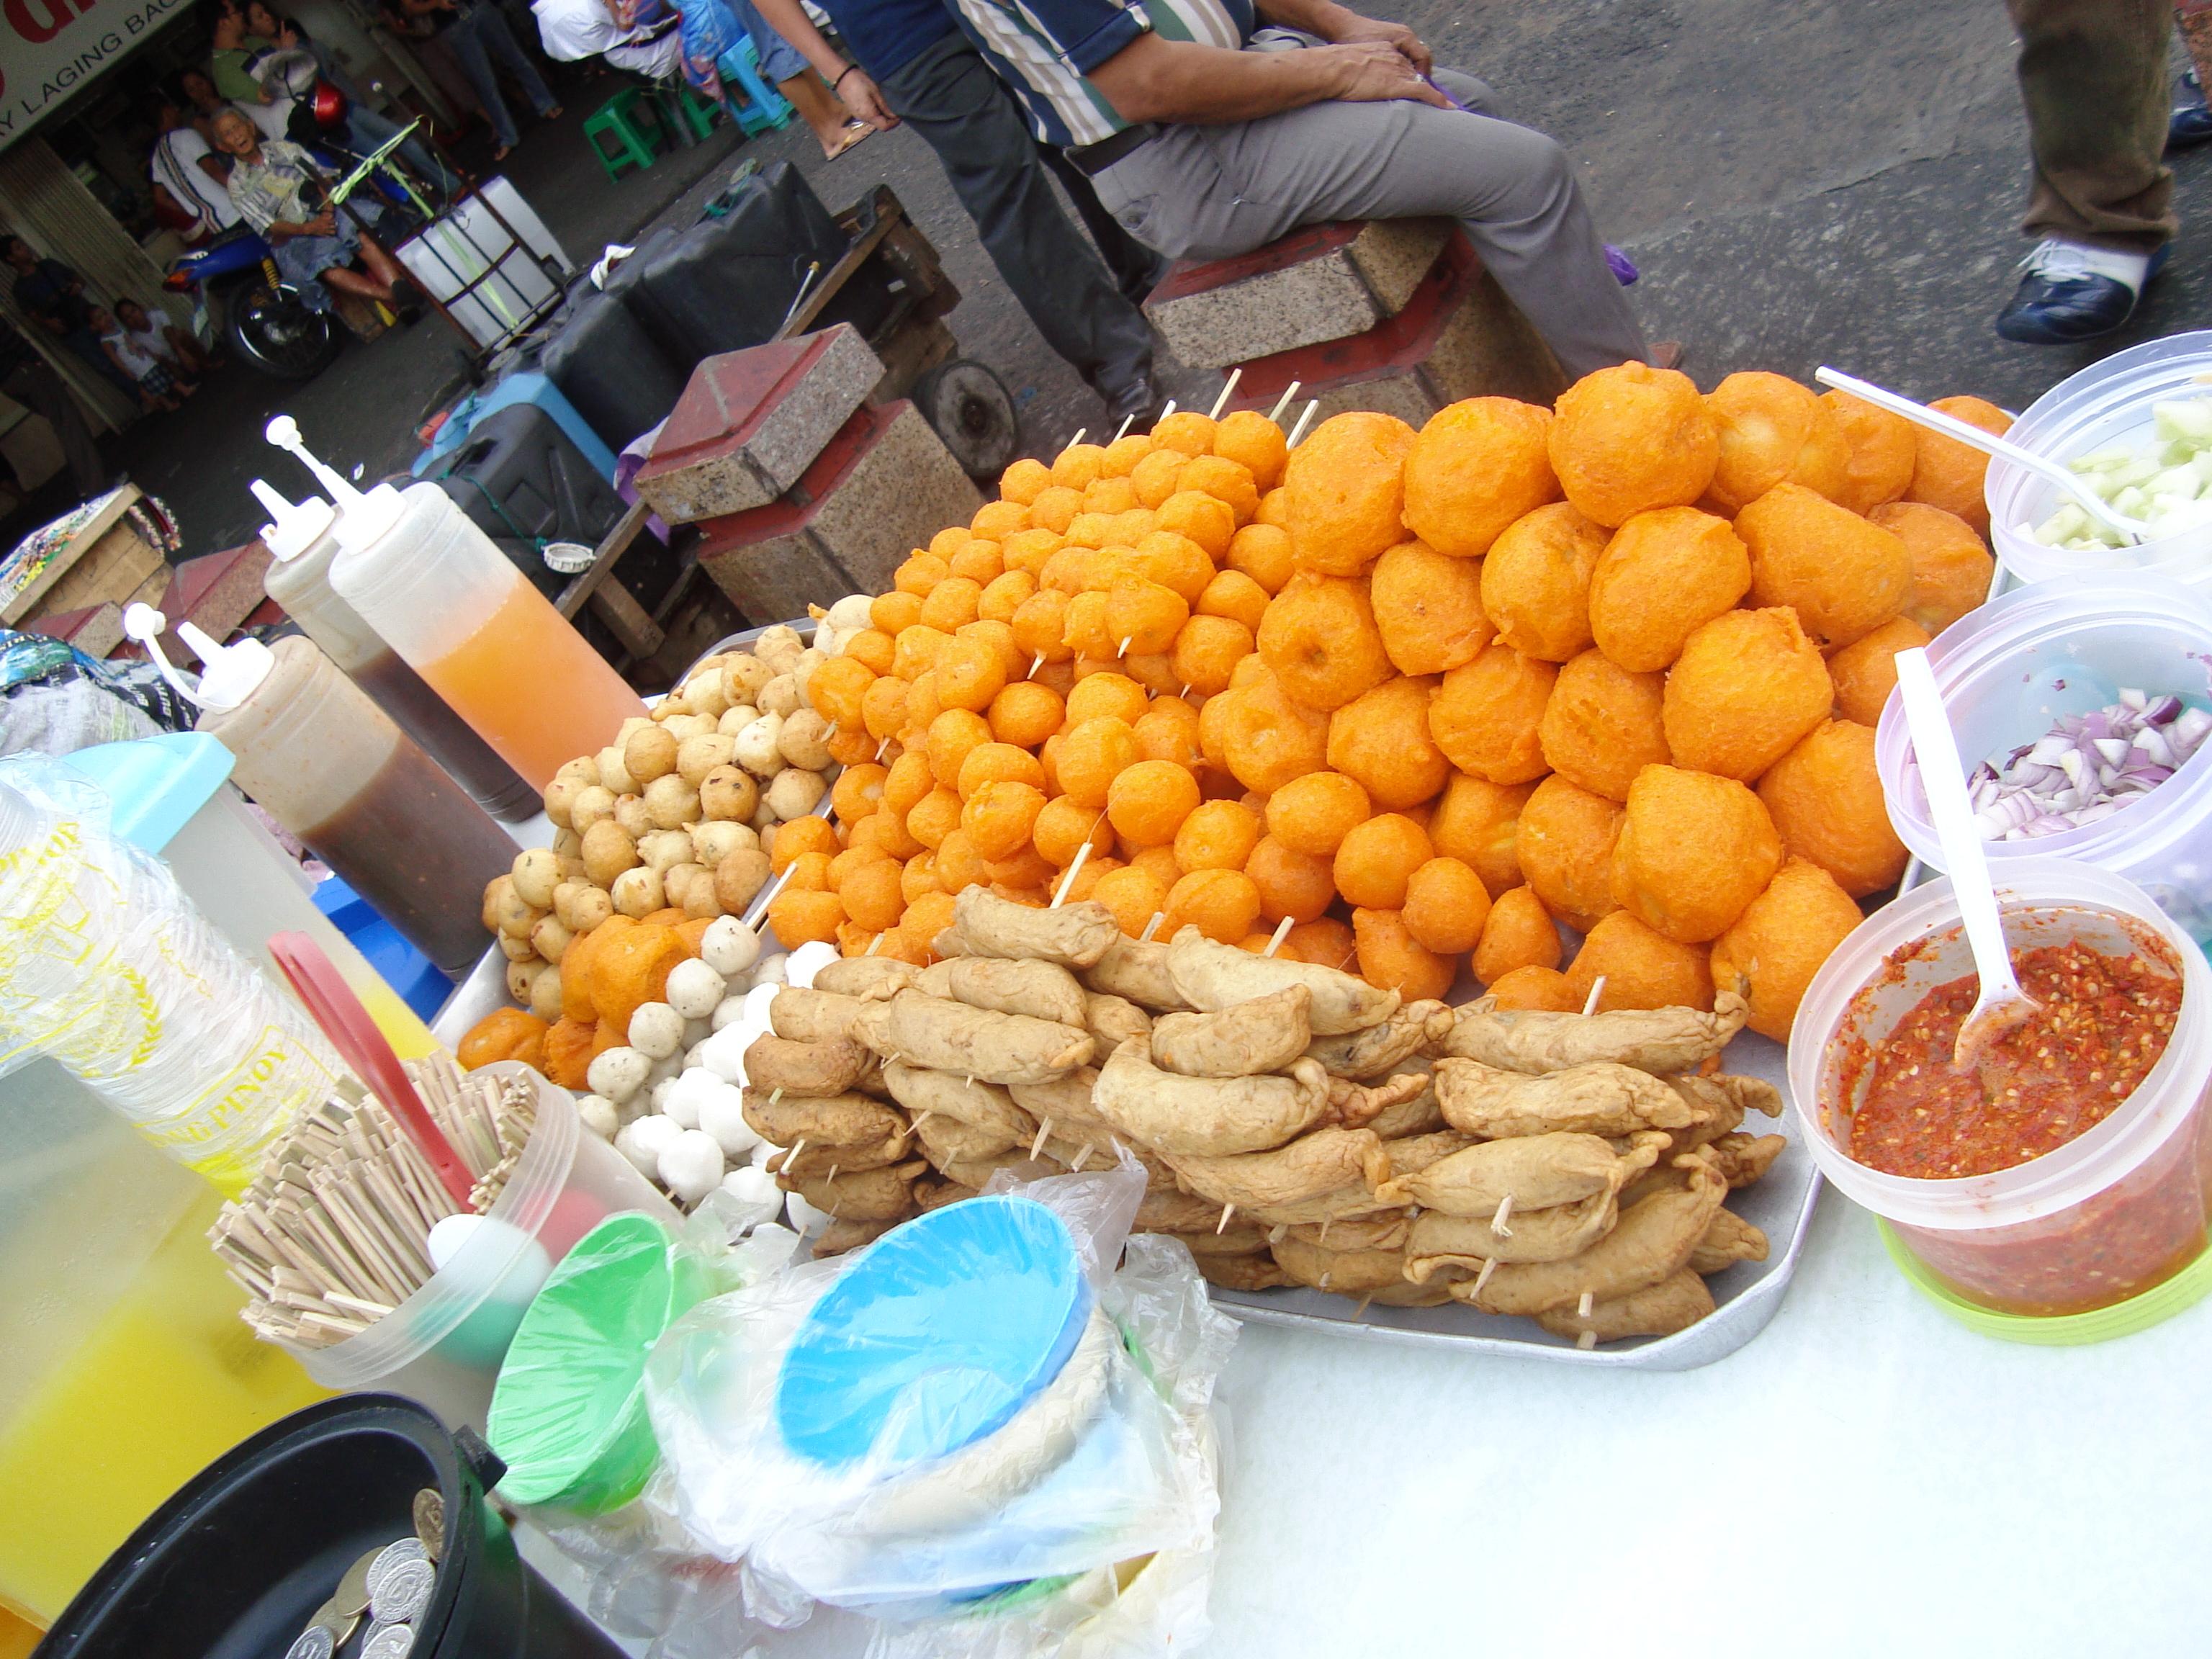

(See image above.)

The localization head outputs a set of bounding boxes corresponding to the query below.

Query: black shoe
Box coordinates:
[2172,96,2212,153]
[1994,240,2167,345]
[1102,376,1169,433]
[390,276,426,325]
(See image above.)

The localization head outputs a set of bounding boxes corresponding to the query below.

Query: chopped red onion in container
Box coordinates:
[1969,688,2212,840]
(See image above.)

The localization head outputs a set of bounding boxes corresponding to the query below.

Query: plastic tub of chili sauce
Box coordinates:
[1787,860,2212,1337]
[1872,573,2212,942]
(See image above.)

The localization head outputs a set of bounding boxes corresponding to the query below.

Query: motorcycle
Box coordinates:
[163,224,343,381]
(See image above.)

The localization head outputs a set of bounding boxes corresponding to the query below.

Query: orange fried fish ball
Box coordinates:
[1130,446,1187,509]
[895,552,950,595]
[830,762,888,825]
[1028,485,1083,535]
[934,827,989,894]
[1051,441,1107,490]
[1134,530,1215,604]
[1701,371,1848,515]
[1661,607,1833,782]
[948,539,1007,586]
[928,526,969,559]
[860,674,909,742]
[1255,486,1289,527]
[1427,773,1536,897]
[1480,503,1606,663]
[988,680,1064,748]
[1256,572,1393,711]
[1172,613,1254,696]
[904,786,963,850]
[1538,647,1669,801]
[957,740,1048,799]
[1516,774,1624,933]
[1473,884,1563,984]
[1267,770,1371,857]
[1122,650,1180,697]
[1080,472,1137,513]
[962,779,1047,860]
[1402,856,1493,954]
[918,575,984,634]
[1586,506,1751,673]
[1127,843,1183,888]
[856,806,924,860]
[1283,410,1419,576]
[807,655,875,730]
[883,749,936,817]
[1012,588,1075,665]
[772,814,840,869]
[1057,716,1141,808]
[902,672,942,741]
[1327,673,1449,809]
[1215,675,1331,793]
[1151,410,1218,458]
[892,623,950,680]
[1066,671,1149,729]
[1057,853,1118,904]
[1757,716,1907,898]
[1179,453,1260,525]
[1164,868,1262,944]
[1485,963,1578,1011]
[1266,915,1349,969]
[1352,907,1454,1000]
[1175,799,1262,873]
[1101,432,1154,477]
[1196,568,1270,634]
[1133,696,1204,768]
[989,844,1057,894]
[1403,397,1562,559]
[974,498,1031,540]
[1333,812,1433,909]
[844,628,899,677]
[1064,511,1116,550]
[871,589,924,634]
[1547,361,1719,528]
[1230,653,1271,690]
[1033,793,1112,866]
[1709,855,1866,1040]
[827,722,878,766]
[1372,537,1493,675]
[900,889,958,958]
[1213,408,1288,491]
[1106,580,1190,657]
[1565,909,1713,1013]
[925,707,994,788]
[999,457,1053,505]
[1869,501,1995,636]
[901,849,943,903]
[831,843,886,889]
[935,632,1010,713]
[1107,758,1201,847]
[1226,523,1295,594]
[979,568,1038,624]
[1061,589,1115,658]
[1428,643,1557,784]
[1906,395,2010,536]
[768,887,844,948]
[1610,765,1781,944]
[1827,615,1930,728]
[1819,389,1918,516]
[840,857,908,935]
[1002,526,1064,576]
[1155,490,1236,563]
[1093,863,1170,937]
[1737,482,1910,651]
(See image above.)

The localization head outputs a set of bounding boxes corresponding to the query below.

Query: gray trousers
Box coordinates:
[881,35,1157,403]
[1089,66,1647,380]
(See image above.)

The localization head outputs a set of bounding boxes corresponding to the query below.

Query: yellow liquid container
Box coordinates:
[0,1060,325,1626]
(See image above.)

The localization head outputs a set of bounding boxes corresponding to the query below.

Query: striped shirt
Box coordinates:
[945,0,1254,146]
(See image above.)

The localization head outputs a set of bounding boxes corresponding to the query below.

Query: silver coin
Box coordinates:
[369,1557,434,1625]
[282,1626,336,1659]
[361,1619,417,1659]
[364,1537,426,1603]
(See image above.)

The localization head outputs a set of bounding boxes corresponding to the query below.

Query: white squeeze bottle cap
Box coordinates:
[249,477,336,564]
[265,413,403,553]
[122,603,276,712]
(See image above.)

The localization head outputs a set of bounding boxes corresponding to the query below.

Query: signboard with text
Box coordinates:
[0,0,198,151]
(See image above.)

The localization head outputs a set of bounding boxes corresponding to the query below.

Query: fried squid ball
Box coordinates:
[1267,770,1372,857]
[1197,567,1271,634]
[1326,674,1449,809]
[1214,408,1289,490]
[1516,774,1624,933]
[1709,855,1863,1040]
[1429,643,1558,784]
[1371,539,1492,675]
[1176,799,1262,873]
[1565,909,1714,1013]
[1227,523,1295,594]
[1610,765,1782,944]
[1538,648,1668,801]
[1701,371,1848,515]
[1755,717,1906,898]
[1248,834,1338,922]
[1333,812,1433,909]
[1403,856,1493,953]
[1093,863,1169,938]
[1282,410,1419,575]
[1820,390,1918,515]
[1480,502,1606,662]
[1906,395,2011,536]
[1056,716,1141,809]
[1164,868,1263,944]
[1132,696,1205,770]
[1401,397,1562,559]
[1473,884,1563,983]
[1736,482,1910,650]
[1826,615,1930,728]
[1547,362,1719,527]
[1484,964,1578,1011]
[1353,907,1455,1000]
[1256,572,1393,711]
[1213,674,1333,793]
[1429,773,1537,897]
[1586,507,1750,673]
[1868,501,1995,635]
[1661,607,1834,782]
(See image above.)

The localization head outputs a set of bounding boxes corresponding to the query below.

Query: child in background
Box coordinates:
[91,306,189,411]
[116,296,215,380]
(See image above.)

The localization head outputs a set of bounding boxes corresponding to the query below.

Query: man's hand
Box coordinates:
[1317,40,1448,105]
[1323,12,1431,75]
[836,67,899,130]
[305,209,338,235]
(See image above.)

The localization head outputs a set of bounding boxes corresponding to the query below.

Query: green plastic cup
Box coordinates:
[1878,1220,2212,1344]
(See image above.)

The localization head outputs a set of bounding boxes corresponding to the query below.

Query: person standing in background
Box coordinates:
[0,315,105,499]
[747,0,1167,424]
[667,0,873,158]
[1995,0,2174,343]
[400,0,563,161]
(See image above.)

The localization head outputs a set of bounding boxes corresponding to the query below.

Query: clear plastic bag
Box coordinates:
[0,678,158,757]
[641,1157,1236,1653]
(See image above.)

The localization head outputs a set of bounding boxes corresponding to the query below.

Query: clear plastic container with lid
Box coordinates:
[255,480,540,822]
[1872,572,2212,940]
[1788,860,2212,1322]
[1987,328,2212,589]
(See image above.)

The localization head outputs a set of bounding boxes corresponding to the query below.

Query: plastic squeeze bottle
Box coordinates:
[129,608,518,976]
[275,418,648,790]
[256,479,540,822]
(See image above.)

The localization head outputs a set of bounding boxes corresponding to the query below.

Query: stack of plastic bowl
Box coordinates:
[1788,860,2212,1343]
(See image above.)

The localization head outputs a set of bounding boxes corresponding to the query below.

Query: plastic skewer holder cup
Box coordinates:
[1788,860,2212,1339]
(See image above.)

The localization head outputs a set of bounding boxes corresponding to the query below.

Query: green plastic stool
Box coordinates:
[583,89,663,181]
[673,81,727,141]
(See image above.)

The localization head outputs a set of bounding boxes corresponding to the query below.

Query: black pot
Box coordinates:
[35,1394,622,1659]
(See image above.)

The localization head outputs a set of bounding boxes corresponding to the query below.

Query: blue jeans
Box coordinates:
[346,101,457,196]
[725,0,804,84]
[446,2,557,150]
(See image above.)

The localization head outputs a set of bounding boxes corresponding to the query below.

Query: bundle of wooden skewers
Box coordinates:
[208,1057,539,1349]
